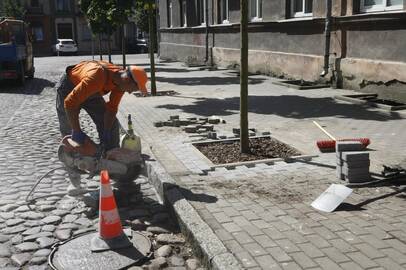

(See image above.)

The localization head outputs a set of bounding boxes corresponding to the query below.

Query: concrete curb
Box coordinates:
[145,157,243,270]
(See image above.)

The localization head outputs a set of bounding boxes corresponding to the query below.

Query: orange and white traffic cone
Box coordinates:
[90,170,132,252]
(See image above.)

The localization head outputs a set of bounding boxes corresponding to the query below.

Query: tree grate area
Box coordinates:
[195,137,301,164]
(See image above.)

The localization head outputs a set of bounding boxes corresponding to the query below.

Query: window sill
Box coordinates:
[337,10,406,22]
[277,16,317,23]
[250,17,263,23]
[358,9,404,15]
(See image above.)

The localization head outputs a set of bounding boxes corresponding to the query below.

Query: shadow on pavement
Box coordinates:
[164,183,218,204]
[156,76,265,86]
[156,95,403,121]
[0,77,55,95]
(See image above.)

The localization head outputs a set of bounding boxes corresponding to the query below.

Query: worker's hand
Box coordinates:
[71,130,87,145]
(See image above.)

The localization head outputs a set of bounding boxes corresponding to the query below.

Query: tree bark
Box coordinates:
[240,0,249,153]
[98,34,103,60]
[122,25,126,68]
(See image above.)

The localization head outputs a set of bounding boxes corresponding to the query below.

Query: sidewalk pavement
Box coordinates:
[118,57,406,270]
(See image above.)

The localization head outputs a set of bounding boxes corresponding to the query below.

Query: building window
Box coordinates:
[56,0,70,12]
[31,0,40,7]
[291,0,313,17]
[180,0,187,27]
[217,0,229,24]
[250,0,262,21]
[167,0,172,27]
[360,0,403,12]
[198,0,206,25]
[33,25,44,41]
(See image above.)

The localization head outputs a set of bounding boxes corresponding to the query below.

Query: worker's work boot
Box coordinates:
[66,168,86,196]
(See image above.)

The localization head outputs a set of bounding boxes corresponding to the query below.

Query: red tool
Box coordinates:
[313,121,370,151]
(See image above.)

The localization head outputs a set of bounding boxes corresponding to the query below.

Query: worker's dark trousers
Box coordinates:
[55,72,120,149]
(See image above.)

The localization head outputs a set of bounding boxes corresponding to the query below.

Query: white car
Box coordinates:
[53,39,78,55]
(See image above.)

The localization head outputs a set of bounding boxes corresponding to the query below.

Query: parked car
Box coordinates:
[52,39,78,55]
[127,38,154,54]
[0,18,35,85]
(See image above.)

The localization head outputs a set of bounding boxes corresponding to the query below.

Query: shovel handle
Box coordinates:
[313,121,336,141]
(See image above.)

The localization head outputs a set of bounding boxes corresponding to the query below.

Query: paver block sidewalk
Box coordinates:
[118,58,406,269]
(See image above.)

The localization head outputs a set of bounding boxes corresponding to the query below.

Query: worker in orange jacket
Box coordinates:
[56,60,148,192]
[56,60,148,149]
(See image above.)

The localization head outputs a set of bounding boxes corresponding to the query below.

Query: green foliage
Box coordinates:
[0,0,26,19]
[134,0,156,33]
[79,0,135,35]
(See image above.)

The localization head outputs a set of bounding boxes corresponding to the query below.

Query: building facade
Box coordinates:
[158,0,406,101]
[21,0,138,56]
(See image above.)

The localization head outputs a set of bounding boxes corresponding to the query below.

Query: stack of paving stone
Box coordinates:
[336,141,370,183]
[154,115,224,135]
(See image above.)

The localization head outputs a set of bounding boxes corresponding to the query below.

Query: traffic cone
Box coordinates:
[90,170,132,252]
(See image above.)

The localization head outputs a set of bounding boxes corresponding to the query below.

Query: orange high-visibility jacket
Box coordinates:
[64,61,124,114]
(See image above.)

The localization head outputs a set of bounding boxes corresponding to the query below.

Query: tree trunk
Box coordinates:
[98,34,103,60]
[240,0,249,153]
[107,33,112,63]
[148,4,157,96]
[122,25,126,68]
[91,34,95,60]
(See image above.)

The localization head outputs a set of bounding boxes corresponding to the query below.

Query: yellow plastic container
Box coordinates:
[120,114,141,153]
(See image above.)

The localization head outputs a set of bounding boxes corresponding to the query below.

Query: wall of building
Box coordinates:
[158,0,406,102]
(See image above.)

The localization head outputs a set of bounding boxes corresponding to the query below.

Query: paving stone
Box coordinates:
[24,232,53,242]
[147,226,170,234]
[11,234,23,245]
[11,253,31,267]
[156,234,185,245]
[157,245,172,257]
[15,242,40,252]
[0,244,11,257]
[150,257,167,268]
[28,256,47,265]
[36,237,56,249]
[62,214,78,223]
[0,204,18,212]
[0,257,12,267]
[0,213,14,220]
[51,209,70,216]
[74,217,92,227]
[57,223,79,230]
[39,205,56,211]
[41,224,55,232]
[5,219,25,227]
[41,216,61,225]
[2,225,26,234]
[186,258,200,270]
[32,249,51,257]
[14,205,30,212]
[19,212,45,220]
[0,234,10,243]
[55,230,72,240]
[171,256,185,266]
[22,227,41,236]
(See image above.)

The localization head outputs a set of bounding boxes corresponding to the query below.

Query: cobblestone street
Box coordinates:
[0,55,204,270]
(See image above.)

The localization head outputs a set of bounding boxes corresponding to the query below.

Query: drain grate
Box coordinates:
[334,94,406,111]
[273,80,330,90]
